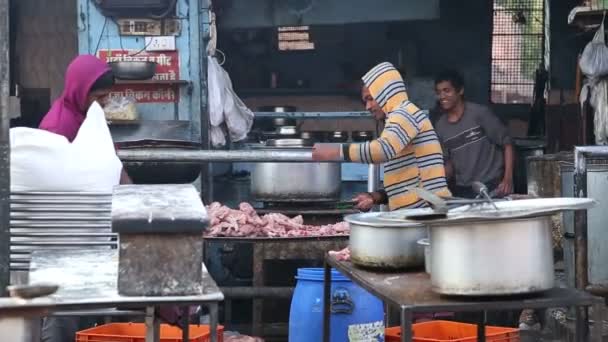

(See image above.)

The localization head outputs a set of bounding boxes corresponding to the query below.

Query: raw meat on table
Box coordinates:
[329,247,351,261]
[205,202,349,238]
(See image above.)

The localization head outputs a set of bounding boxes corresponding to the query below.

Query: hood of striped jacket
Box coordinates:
[362,62,409,115]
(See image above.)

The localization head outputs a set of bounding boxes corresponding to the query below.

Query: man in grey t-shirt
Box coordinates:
[433,70,514,198]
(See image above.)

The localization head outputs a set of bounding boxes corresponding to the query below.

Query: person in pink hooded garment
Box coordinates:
[39,56,193,342]
[40,54,114,141]
[39,54,131,184]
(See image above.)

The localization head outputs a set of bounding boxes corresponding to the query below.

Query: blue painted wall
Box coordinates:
[76,0,209,141]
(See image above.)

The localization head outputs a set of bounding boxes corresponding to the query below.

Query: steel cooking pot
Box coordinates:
[417,238,431,274]
[257,106,297,114]
[276,126,298,136]
[353,131,374,142]
[389,197,597,296]
[345,212,426,269]
[429,215,554,296]
[250,139,341,202]
[300,131,325,142]
[328,131,348,143]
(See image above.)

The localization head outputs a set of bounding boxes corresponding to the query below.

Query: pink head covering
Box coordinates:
[39,55,111,142]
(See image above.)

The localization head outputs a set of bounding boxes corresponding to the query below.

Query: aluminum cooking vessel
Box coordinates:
[429,215,554,296]
[250,139,341,202]
[345,212,426,269]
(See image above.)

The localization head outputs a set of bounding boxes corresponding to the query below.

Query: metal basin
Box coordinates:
[345,212,426,270]
[109,61,157,80]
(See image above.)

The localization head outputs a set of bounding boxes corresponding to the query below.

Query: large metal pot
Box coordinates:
[345,212,426,269]
[250,139,341,202]
[429,215,554,296]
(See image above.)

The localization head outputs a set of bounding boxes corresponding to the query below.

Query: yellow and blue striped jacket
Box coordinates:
[342,62,451,210]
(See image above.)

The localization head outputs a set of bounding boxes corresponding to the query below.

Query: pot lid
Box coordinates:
[344,212,425,228]
[265,138,312,147]
[379,197,597,224]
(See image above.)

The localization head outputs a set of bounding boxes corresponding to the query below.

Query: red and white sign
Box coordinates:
[98,50,180,103]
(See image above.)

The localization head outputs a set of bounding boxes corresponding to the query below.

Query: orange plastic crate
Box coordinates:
[386,320,519,342]
[76,323,224,342]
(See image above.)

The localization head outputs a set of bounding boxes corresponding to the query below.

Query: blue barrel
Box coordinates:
[289,268,385,342]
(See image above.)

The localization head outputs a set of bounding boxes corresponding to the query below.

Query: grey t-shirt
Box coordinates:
[434,102,512,186]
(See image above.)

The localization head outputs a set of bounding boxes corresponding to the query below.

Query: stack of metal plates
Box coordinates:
[10,192,116,272]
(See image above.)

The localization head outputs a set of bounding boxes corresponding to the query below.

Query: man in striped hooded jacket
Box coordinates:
[312,62,451,210]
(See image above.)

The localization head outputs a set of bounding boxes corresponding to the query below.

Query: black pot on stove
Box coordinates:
[117,140,202,184]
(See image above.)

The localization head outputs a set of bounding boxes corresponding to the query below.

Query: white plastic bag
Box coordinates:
[592,80,608,145]
[580,78,608,145]
[210,126,226,147]
[207,56,254,147]
[580,18,608,78]
[11,101,123,192]
[208,56,226,129]
[103,96,139,121]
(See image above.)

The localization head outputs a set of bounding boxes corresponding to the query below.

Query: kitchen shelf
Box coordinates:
[238,88,358,97]
[115,80,191,85]
[568,7,607,29]
[253,111,371,119]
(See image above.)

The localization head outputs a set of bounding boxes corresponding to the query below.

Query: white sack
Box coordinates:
[10,101,122,192]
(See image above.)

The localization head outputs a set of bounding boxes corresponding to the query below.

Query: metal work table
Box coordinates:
[28,249,224,342]
[323,255,604,342]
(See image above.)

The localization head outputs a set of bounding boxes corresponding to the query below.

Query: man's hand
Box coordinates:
[496,176,513,197]
[312,143,341,161]
[352,193,375,212]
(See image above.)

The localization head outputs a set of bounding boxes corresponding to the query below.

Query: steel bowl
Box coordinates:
[328,131,349,143]
[258,106,297,114]
[353,131,374,142]
[300,131,325,142]
[109,61,157,80]
[272,117,297,127]
[276,126,298,136]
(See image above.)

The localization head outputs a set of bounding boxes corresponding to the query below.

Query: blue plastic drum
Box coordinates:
[289,268,385,341]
